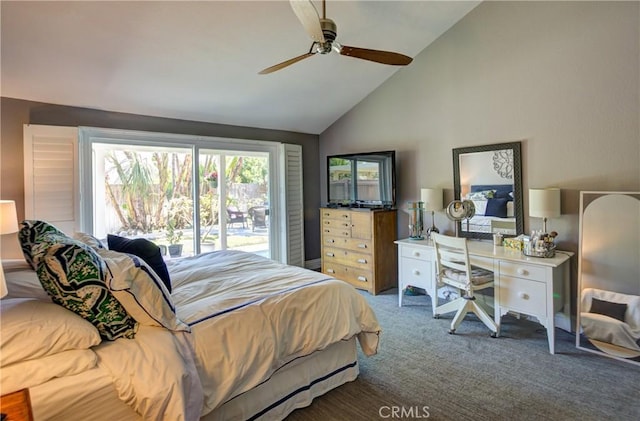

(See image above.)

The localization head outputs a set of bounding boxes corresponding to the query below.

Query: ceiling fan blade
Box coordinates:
[289,0,325,43]
[258,52,315,75]
[339,45,413,66]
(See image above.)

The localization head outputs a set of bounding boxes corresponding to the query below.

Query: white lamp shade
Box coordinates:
[420,188,443,212]
[529,188,561,218]
[0,200,19,235]
[0,262,7,298]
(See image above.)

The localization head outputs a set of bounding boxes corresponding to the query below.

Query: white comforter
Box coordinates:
[98,250,381,420]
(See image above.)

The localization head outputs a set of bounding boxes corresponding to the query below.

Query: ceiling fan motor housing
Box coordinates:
[320,19,337,42]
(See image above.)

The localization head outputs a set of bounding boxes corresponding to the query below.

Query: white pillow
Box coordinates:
[1,349,97,395]
[2,259,50,301]
[0,298,102,367]
[98,249,190,332]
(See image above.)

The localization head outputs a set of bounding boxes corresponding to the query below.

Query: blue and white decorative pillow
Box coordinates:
[98,248,190,333]
[37,236,138,340]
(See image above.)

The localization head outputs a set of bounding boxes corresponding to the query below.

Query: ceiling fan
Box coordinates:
[259,0,413,75]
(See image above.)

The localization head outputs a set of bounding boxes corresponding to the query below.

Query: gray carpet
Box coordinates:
[287,289,640,420]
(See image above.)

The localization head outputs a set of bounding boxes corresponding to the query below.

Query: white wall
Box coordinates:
[320,1,639,255]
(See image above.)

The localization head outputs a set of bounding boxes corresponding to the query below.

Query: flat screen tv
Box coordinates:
[327,150,396,208]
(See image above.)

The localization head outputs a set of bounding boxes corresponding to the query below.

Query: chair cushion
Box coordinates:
[442,267,494,286]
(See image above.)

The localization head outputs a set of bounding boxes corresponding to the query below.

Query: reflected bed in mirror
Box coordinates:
[453,141,523,240]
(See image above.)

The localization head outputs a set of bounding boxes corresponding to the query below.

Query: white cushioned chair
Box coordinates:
[432,233,499,337]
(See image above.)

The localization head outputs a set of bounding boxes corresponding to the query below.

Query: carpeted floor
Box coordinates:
[286,289,640,420]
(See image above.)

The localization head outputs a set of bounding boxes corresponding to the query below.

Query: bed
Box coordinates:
[461,184,516,235]
[1,222,381,420]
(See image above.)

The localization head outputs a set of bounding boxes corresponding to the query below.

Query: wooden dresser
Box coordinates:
[320,207,397,294]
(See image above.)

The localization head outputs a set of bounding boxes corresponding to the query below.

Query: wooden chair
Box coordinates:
[432,233,499,337]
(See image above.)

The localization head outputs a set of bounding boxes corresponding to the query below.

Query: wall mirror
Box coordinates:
[452,141,523,240]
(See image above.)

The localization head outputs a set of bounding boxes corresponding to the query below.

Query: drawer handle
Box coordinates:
[412,269,420,275]
[327,269,335,274]
[357,243,367,249]
[323,229,330,233]
[518,292,529,300]
[324,221,330,225]
[342,223,349,227]
[342,232,349,237]
[327,239,335,243]
[517,268,529,276]
[413,251,421,257]
[357,258,367,264]
[326,252,334,257]
[342,215,349,219]
[357,276,368,282]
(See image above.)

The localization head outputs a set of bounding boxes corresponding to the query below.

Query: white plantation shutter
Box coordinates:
[282,144,304,267]
[23,124,80,234]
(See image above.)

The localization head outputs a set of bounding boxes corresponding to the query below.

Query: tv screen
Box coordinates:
[327,151,396,208]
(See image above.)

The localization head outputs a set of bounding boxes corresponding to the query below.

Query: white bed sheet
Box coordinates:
[98,250,380,419]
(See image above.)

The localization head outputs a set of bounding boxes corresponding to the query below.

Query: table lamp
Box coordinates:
[0,200,19,298]
[421,188,443,240]
[529,188,561,233]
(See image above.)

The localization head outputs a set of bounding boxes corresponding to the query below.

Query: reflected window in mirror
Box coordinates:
[452,141,523,240]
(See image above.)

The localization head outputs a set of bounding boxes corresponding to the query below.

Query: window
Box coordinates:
[23,125,304,265]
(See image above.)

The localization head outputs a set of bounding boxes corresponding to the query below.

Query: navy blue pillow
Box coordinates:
[590,298,627,322]
[107,235,172,293]
[485,198,509,218]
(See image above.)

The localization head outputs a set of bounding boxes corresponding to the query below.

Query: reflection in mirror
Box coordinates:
[453,141,523,240]
[577,192,640,365]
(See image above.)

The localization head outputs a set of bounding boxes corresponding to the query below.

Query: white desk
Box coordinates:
[395,238,573,354]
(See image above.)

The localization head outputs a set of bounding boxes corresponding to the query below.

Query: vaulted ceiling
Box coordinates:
[1,1,480,134]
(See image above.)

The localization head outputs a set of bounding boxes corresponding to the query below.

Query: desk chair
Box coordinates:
[431,233,499,337]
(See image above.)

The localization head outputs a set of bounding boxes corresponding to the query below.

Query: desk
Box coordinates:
[395,238,573,354]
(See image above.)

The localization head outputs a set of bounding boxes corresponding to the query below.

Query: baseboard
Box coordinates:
[305,258,321,271]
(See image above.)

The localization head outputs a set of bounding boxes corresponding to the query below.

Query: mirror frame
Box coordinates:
[452,141,524,240]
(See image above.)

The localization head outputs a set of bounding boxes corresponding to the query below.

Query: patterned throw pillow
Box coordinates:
[18,220,68,269]
[37,236,138,340]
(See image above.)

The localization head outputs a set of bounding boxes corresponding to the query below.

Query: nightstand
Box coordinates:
[0,388,34,421]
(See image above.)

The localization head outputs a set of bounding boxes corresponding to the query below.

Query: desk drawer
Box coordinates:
[400,257,433,291]
[499,261,545,281]
[322,218,352,230]
[400,245,432,261]
[498,275,546,315]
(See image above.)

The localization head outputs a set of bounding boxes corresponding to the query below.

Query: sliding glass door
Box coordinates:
[85,130,274,260]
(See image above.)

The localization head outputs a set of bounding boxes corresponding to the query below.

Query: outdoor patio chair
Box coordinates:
[227,206,247,229]
[248,206,268,231]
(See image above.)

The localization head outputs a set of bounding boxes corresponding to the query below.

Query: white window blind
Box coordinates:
[282,143,304,267]
[23,124,80,234]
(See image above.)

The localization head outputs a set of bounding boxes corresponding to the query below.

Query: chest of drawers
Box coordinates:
[321,208,397,295]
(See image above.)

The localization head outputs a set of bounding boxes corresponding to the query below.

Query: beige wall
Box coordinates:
[320,1,639,254]
[0,98,321,260]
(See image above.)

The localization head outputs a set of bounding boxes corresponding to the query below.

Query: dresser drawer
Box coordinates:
[400,245,432,261]
[324,236,372,251]
[321,208,352,221]
[323,248,372,269]
[498,275,546,315]
[322,218,352,230]
[323,262,372,290]
[322,226,351,238]
[499,261,545,281]
[399,257,433,291]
